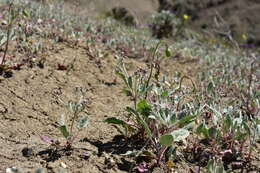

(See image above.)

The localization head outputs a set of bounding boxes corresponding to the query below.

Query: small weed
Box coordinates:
[41,97,89,150]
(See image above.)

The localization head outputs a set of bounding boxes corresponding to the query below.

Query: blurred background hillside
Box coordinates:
[55,0,260,46]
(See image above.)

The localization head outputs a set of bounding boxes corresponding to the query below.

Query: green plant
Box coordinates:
[195,105,253,158]
[0,0,29,65]
[105,43,197,170]
[207,158,231,173]
[149,10,189,39]
[41,97,89,150]
[150,10,178,39]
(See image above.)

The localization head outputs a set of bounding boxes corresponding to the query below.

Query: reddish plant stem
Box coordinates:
[1,2,13,65]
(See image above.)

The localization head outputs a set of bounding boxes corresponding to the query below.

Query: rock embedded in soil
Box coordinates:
[21,147,34,157]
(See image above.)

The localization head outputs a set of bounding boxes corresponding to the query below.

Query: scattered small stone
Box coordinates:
[81,152,90,160]
[35,168,46,173]
[104,153,116,168]
[3,71,13,78]
[6,167,20,173]
[21,147,34,157]
[46,162,59,169]
[60,162,67,169]
[0,103,7,114]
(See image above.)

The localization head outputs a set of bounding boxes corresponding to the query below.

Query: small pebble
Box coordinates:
[3,71,13,78]
[60,162,67,169]
[6,167,19,173]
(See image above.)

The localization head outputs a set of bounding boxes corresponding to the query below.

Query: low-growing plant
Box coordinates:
[0,0,29,75]
[41,96,89,150]
[105,43,198,170]
[195,105,252,159]
[150,10,189,39]
[150,10,177,39]
[206,158,231,173]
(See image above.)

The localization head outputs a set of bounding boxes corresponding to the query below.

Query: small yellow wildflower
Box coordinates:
[242,33,248,40]
[167,160,174,168]
[183,14,189,20]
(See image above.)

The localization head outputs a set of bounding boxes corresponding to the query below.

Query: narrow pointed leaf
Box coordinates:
[127,76,133,89]
[104,117,127,126]
[59,114,65,126]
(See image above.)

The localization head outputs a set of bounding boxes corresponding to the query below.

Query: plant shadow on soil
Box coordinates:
[82,134,147,172]
[37,147,91,162]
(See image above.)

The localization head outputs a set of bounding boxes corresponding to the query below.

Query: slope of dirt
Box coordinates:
[0,41,130,172]
[0,37,200,172]
[0,1,258,172]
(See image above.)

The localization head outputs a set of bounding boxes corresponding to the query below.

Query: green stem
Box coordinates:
[145,42,161,99]
[70,112,77,135]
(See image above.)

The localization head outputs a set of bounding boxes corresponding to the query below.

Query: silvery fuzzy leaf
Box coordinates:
[77,116,88,129]
[59,114,66,126]
[171,128,190,142]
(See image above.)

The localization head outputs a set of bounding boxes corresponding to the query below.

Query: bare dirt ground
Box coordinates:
[0,37,199,172]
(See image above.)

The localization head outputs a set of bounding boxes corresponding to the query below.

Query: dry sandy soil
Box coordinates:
[0,37,198,172]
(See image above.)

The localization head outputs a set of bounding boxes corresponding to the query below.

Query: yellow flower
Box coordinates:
[242,33,248,40]
[167,160,174,168]
[183,14,189,20]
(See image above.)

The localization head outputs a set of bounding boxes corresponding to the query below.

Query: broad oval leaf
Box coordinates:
[160,134,173,146]
[137,100,152,117]
[171,129,190,142]
[77,116,89,129]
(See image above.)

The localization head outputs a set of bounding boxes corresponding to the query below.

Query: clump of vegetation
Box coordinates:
[107,7,136,26]
[105,37,260,172]
[105,42,198,171]
[0,0,30,77]
[150,10,190,39]
[150,10,177,39]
